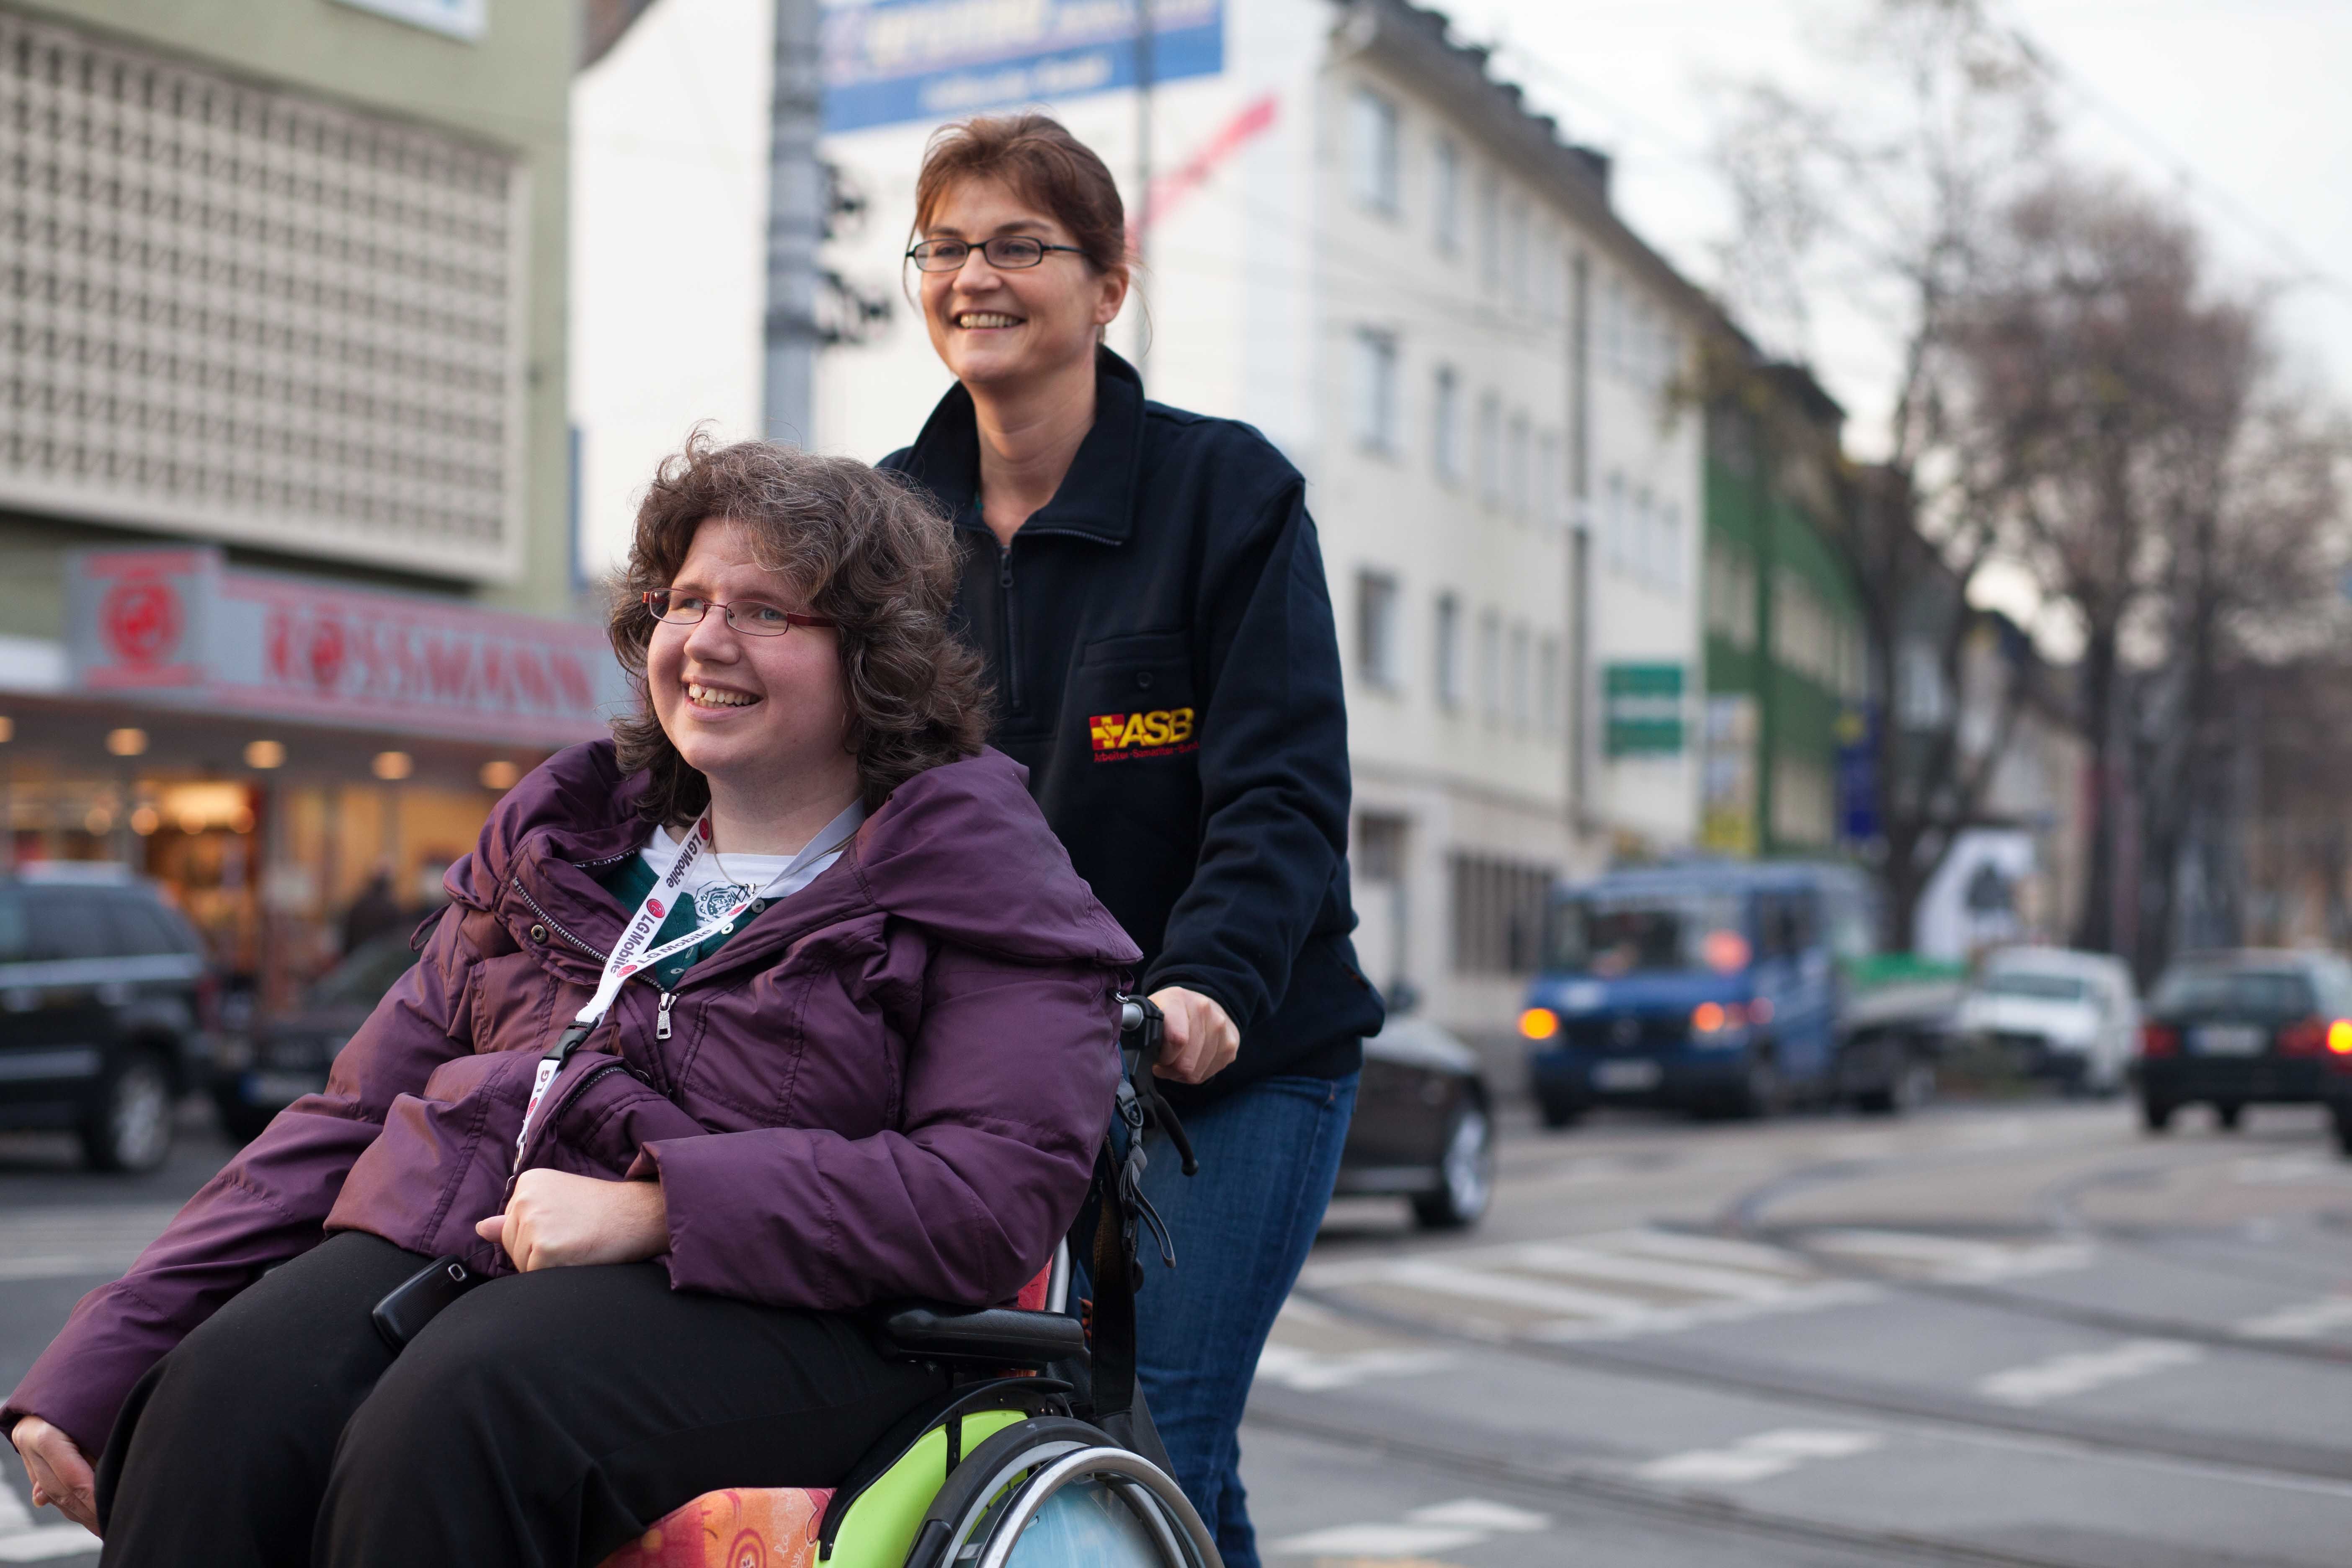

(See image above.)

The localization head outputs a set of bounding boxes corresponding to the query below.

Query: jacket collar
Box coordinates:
[898,346,1146,547]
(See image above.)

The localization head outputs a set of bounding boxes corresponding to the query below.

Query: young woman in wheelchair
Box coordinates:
[4,441,1141,1567]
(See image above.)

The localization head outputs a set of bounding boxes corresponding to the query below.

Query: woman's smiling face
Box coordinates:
[918,176,1126,395]
[646,518,852,798]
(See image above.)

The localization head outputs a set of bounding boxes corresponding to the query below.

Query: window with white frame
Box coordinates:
[1507,200,1529,307]
[1537,635,1562,737]
[1536,433,1560,530]
[1602,276,1625,372]
[1506,414,1529,519]
[1351,87,1401,215]
[1603,471,1627,567]
[1477,175,1500,290]
[1357,570,1403,689]
[1432,135,1461,254]
[1353,328,1399,453]
[1633,487,1656,583]
[1477,610,1503,720]
[1508,624,1531,729]
[1660,502,1684,594]
[1476,393,1502,505]
[1432,366,1462,483]
[1434,592,1463,708]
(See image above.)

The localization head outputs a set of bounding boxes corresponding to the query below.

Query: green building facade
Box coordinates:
[1699,376,1868,858]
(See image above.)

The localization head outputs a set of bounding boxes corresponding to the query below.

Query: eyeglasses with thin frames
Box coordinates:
[905,236,1088,273]
[642,590,836,638]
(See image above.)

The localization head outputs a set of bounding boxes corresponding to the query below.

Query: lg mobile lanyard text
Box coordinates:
[513,812,849,1155]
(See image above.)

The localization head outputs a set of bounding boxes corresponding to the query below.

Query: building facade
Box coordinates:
[0,0,585,1001]
[1698,365,1870,860]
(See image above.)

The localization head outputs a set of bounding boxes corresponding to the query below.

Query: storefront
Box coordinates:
[0,548,627,1006]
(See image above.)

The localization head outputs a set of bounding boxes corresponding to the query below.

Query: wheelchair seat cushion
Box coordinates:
[600,1485,831,1568]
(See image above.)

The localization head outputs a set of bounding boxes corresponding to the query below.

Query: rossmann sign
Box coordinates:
[65,549,627,746]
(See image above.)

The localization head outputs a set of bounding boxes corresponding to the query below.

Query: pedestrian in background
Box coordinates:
[882,113,1383,1568]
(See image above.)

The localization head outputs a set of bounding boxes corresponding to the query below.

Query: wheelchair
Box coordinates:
[597,998,1218,1568]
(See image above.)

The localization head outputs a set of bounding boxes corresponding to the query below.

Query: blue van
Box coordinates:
[1522,861,1906,1125]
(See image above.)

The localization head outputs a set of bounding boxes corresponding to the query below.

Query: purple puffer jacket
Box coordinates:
[5,742,1138,1458]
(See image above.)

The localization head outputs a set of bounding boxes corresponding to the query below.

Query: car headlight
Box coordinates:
[1688,1002,1751,1050]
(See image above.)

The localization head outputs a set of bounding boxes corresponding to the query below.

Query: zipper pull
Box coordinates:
[656,990,675,1041]
[999,544,1014,590]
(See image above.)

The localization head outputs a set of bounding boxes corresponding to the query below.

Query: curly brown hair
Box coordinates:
[609,433,990,820]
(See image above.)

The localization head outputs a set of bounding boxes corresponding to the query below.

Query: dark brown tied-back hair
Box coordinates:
[609,434,990,821]
[912,112,1131,286]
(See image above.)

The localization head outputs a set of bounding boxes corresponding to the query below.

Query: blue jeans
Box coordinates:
[1133,1070,1359,1568]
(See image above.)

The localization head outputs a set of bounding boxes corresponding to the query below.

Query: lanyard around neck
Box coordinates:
[515,807,859,1157]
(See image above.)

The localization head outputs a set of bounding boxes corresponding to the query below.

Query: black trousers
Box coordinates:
[94,1232,946,1568]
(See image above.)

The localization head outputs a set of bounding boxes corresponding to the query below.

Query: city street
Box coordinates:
[12,1094,2352,1566]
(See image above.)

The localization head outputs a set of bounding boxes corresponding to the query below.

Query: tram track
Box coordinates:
[1246,1394,2124,1568]
[1719,1135,2352,1370]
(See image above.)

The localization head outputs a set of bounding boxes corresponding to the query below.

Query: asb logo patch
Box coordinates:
[1088,707,1197,761]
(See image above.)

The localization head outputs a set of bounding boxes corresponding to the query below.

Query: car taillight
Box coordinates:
[2140,1023,2179,1057]
[1519,1007,1560,1041]
[2280,1017,2328,1056]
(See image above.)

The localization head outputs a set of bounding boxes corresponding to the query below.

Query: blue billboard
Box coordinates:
[823,0,1223,134]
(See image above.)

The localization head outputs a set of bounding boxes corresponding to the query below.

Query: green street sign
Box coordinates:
[1604,662,1685,756]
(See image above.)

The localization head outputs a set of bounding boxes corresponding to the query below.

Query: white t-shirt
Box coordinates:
[637,801,865,924]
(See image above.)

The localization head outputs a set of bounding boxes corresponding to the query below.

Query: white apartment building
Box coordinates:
[573,0,1715,1049]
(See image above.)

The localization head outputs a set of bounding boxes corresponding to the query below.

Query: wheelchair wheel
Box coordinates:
[908,1420,1219,1568]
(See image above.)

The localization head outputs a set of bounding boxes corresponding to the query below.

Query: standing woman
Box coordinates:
[882,114,1383,1568]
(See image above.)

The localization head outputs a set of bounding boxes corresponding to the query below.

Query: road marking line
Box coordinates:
[1270,1496,1553,1557]
[1255,1343,1456,1392]
[1594,1229,1814,1275]
[2236,1296,2352,1340]
[1402,1498,1549,1532]
[1638,1428,1884,1486]
[0,1486,100,1563]
[1267,1521,1485,1556]
[1976,1339,2204,1406]
[1308,1257,1658,1326]
[1805,1229,2095,1282]
[1509,1242,1809,1302]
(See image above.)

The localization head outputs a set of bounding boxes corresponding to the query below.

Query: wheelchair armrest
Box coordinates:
[874,1302,1088,1369]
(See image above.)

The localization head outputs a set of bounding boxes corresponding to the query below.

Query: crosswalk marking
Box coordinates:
[1976,1339,2203,1406]
[1270,1496,1552,1557]
[2237,1295,2352,1341]
[0,1484,99,1563]
[1254,1343,1456,1392]
[1802,1229,2095,1282]
[0,1204,182,1283]
[1301,1226,1880,1341]
[1637,1428,1885,1486]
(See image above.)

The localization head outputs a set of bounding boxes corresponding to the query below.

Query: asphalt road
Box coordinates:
[8,1093,2352,1566]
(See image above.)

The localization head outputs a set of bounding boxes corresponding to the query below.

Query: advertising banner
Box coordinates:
[823,0,1223,133]
[66,549,628,747]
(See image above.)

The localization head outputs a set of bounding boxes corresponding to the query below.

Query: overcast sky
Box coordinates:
[1448,0,2352,458]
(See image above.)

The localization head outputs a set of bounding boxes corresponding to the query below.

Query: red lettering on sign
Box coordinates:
[101,578,183,667]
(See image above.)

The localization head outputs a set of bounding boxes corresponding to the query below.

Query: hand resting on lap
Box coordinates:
[477,1169,669,1272]
[10,1415,98,1536]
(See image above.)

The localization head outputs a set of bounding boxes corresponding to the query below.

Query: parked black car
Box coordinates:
[2135,949,2352,1142]
[208,930,421,1142]
[1333,1015,1495,1230]
[0,865,215,1171]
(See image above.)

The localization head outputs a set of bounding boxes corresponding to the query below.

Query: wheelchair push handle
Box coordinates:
[1114,994,1199,1179]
